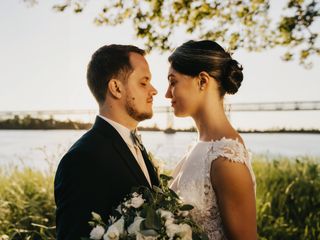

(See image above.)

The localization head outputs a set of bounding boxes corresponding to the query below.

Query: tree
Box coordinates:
[26,0,319,67]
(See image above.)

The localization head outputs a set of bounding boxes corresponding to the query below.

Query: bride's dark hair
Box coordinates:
[168,40,243,97]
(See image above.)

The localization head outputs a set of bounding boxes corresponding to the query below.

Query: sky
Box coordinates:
[0,0,319,130]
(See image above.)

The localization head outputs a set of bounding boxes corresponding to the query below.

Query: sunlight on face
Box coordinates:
[165,67,200,117]
[124,53,157,122]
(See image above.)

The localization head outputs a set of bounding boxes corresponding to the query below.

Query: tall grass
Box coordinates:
[0,155,319,240]
[254,155,320,240]
[0,166,56,240]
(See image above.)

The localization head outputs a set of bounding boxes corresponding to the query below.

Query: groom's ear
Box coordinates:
[108,79,123,99]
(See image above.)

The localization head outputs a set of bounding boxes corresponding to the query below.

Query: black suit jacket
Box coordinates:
[54,116,159,240]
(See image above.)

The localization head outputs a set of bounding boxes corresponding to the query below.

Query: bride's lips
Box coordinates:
[171,101,176,107]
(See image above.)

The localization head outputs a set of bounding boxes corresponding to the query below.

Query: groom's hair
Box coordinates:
[87,44,145,104]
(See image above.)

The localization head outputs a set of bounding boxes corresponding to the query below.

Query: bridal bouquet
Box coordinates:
[82,175,208,240]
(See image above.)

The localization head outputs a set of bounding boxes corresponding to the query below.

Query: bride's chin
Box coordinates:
[174,109,188,118]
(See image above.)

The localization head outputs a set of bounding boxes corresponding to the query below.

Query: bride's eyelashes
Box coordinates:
[169,79,177,87]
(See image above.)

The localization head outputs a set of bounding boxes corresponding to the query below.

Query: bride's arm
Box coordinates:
[210,157,257,240]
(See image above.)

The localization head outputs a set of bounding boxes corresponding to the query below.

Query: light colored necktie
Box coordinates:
[130,129,145,151]
[130,130,151,186]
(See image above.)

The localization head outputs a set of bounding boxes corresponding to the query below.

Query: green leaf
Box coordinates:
[169,189,180,199]
[152,185,163,193]
[140,229,159,237]
[160,174,173,181]
[180,204,194,211]
[143,207,161,230]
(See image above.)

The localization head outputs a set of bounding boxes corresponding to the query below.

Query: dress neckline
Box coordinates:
[198,136,240,144]
[197,137,247,151]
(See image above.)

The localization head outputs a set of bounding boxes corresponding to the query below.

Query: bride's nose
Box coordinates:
[165,87,172,99]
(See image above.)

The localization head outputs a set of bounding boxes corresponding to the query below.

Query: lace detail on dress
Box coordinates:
[205,137,256,193]
[206,137,249,164]
[170,138,256,240]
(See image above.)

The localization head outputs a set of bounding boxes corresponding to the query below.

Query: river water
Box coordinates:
[0,130,319,171]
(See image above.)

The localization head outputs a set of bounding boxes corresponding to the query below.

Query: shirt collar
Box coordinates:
[98,115,136,147]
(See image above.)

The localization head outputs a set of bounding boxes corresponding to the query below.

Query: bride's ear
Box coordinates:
[108,79,123,99]
[198,71,210,91]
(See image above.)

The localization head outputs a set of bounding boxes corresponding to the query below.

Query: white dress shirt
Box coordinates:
[98,115,151,186]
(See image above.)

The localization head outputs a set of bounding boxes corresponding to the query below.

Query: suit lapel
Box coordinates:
[92,116,151,188]
[113,140,150,187]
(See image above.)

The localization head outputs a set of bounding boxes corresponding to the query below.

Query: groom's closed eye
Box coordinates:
[140,79,150,87]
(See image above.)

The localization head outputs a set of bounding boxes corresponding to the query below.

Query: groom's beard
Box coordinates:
[125,94,153,122]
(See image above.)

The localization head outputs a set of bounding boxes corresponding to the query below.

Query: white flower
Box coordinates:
[131,194,145,208]
[92,212,102,221]
[108,216,117,225]
[177,224,192,240]
[136,232,158,240]
[178,210,189,217]
[0,235,9,240]
[157,209,173,219]
[90,225,105,240]
[103,225,120,240]
[113,217,125,234]
[124,200,131,208]
[165,218,174,226]
[128,216,144,235]
[132,192,139,197]
[115,204,122,214]
[165,223,181,239]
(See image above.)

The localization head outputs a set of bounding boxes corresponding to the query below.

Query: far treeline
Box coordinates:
[0,115,92,130]
[0,115,319,133]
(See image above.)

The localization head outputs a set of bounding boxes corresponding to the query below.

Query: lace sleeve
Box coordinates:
[205,137,256,191]
[206,137,249,164]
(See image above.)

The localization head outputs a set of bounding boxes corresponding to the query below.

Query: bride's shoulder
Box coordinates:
[205,136,249,164]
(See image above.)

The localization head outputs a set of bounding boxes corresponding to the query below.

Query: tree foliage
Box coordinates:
[26,0,319,67]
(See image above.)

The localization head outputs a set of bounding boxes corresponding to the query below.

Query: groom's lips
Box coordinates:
[171,101,176,107]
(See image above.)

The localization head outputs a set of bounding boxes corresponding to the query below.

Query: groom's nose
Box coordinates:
[150,84,158,95]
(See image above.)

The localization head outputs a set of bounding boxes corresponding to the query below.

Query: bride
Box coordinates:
[167,40,257,240]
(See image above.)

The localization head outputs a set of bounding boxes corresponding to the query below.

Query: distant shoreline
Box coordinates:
[0,116,319,133]
[0,127,319,134]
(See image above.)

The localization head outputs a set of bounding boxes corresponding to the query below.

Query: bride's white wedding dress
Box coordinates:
[170,138,256,240]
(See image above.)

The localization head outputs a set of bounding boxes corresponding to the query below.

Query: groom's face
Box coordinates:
[123,52,157,122]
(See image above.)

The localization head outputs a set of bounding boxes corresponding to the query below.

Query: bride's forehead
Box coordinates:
[168,68,183,79]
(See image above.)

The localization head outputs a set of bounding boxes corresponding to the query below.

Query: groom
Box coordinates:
[54,44,159,240]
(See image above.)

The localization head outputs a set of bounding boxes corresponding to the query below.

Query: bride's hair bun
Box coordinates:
[168,40,244,97]
[221,59,243,95]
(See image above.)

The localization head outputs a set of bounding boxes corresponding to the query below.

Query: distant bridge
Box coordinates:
[0,101,319,129]
[225,101,320,112]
